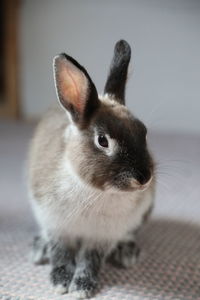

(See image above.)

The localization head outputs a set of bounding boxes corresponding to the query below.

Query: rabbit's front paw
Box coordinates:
[68,248,102,299]
[69,275,97,299]
[30,236,49,265]
[51,265,73,294]
[107,241,140,268]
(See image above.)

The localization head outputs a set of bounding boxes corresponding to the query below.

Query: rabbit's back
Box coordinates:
[28,106,69,204]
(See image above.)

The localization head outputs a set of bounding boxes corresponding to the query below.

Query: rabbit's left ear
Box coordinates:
[53,53,99,127]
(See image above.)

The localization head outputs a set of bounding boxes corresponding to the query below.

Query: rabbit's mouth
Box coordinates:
[104,176,153,193]
[109,170,153,192]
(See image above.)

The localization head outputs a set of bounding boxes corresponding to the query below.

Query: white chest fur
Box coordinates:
[32,156,153,248]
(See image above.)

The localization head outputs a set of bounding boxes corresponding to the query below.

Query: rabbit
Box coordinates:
[28,40,155,299]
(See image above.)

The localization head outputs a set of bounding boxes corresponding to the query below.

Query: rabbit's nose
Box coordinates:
[139,176,153,191]
[136,170,152,185]
[130,176,152,191]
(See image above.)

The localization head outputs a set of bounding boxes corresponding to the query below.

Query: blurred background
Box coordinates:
[1,0,200,132]
[1,1,200,298]
[1,0,200,218]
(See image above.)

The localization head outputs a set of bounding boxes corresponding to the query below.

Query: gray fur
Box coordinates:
[107,240,140,268]
[50,241,76,291]
[68,249,103,298]
[30,236,49,265]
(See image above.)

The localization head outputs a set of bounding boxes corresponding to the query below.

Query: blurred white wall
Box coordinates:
[19,0,200,134]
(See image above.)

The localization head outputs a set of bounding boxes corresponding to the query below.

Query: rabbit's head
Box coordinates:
[53,40,154,192]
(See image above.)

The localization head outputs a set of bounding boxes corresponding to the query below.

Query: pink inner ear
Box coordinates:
[58,60,88,114]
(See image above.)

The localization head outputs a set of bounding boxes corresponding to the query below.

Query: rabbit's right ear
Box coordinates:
[104,40,131,105]
[53,54,99,128]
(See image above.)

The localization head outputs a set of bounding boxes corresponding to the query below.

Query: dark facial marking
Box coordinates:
[88,104,153,189]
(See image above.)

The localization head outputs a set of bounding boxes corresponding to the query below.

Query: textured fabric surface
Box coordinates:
[0,121,200,300]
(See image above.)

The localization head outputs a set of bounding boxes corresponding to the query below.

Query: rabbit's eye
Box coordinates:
[98,135,108,148]
[94,131,117,156]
